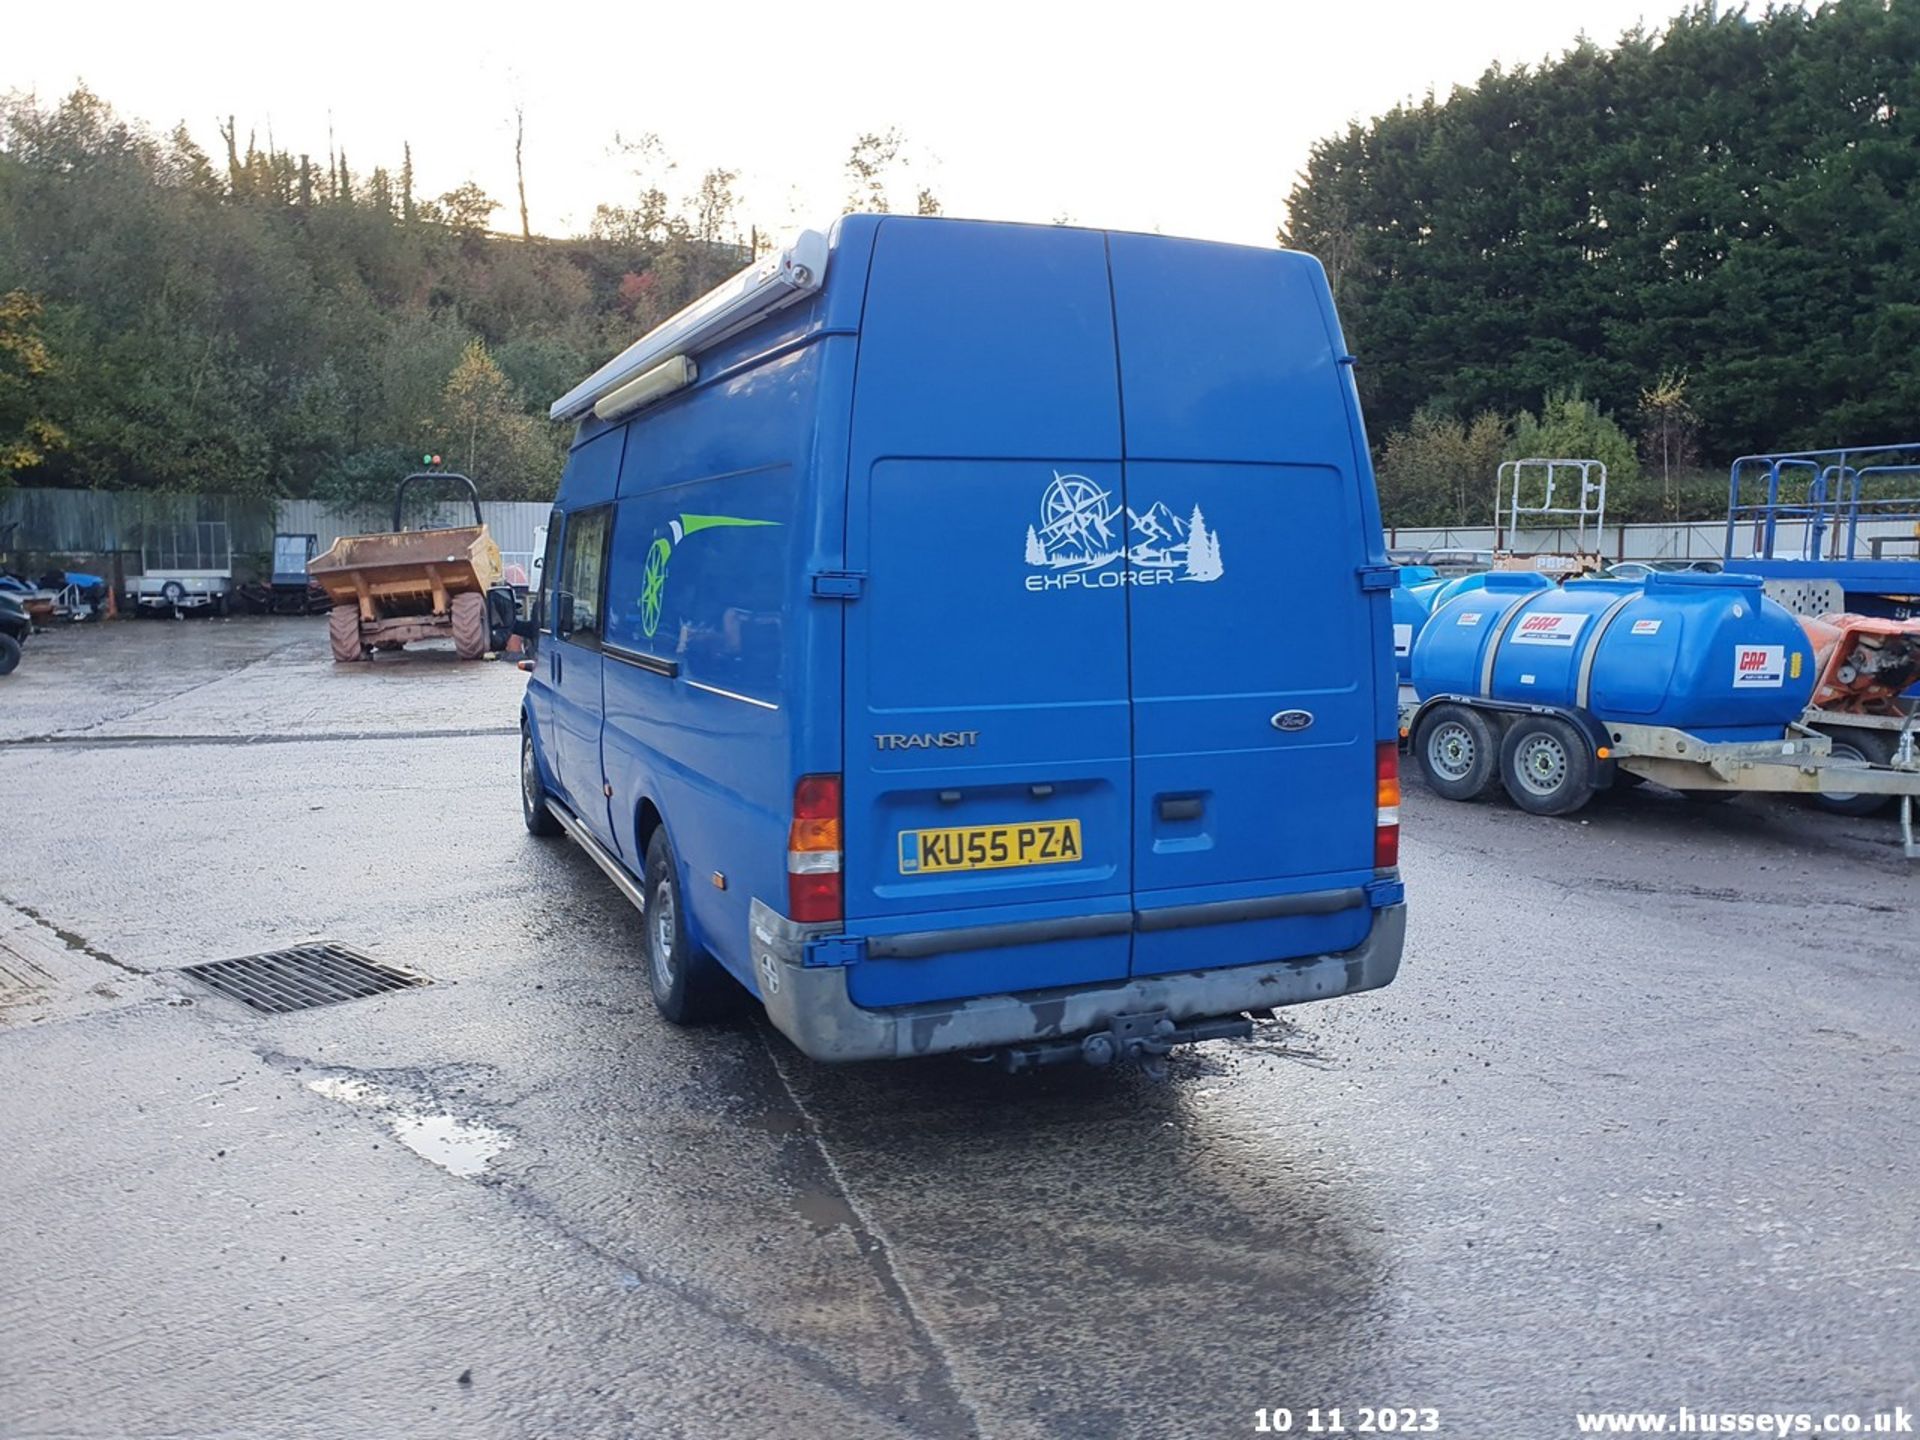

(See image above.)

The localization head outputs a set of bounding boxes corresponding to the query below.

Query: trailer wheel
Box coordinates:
[0,634,20,677]
[1813,726,1894,817]
[1499,715,1595,816]
[642,828,741,1025]
[520,727,561,837]
[327,604,365,663]
[1414,704,1500,801]
[450,592,488,660]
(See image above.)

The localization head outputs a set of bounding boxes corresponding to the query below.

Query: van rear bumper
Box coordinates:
[748,898,1406,1064]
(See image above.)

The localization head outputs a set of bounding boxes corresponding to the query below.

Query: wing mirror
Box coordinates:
[554,591,576,638]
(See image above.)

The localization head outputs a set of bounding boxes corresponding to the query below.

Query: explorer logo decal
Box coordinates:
[1023,472,1224,591]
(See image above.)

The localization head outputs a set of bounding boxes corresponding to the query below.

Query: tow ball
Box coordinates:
[997,1009,1255,1076]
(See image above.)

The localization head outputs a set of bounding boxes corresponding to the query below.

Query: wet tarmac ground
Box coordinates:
[1,617,1915,1439]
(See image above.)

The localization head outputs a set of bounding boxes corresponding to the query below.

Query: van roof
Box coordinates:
[550,216,1335,425]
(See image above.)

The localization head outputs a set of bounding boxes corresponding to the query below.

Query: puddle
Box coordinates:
[792,1186,859,1233]
[308,1076,510,1178]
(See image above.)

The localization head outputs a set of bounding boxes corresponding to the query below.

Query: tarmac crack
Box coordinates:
[0,894,144,975]
[253,1045,948,1436]
[756,1020,987,1440]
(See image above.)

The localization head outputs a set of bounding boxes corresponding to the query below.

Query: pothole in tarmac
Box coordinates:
[307,1074,511,1178]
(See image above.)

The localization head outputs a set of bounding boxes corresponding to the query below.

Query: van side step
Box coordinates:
[545,799,648,917]
[996,1010,1254,1077]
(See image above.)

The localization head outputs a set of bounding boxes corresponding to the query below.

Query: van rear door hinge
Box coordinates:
[1357,564,1399,592]
[810,570,866,599]
[803,935,866,968]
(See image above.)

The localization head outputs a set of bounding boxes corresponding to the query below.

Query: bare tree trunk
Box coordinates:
[515,108,531,241]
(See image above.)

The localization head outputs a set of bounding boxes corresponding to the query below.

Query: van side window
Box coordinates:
[559,506,612,645]
[535,514,562,633]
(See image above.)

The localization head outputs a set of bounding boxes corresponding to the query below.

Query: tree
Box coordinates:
[1185,506,1223,580]
[1376,408,1509,527]
[1024,524,1044,565]
[431,340,557,498]
[433,181,498,235]
[514,107,531,241]
[845,129,904,214]
[1636,372,1701,518]
[1279,0,1920,464]
[0,291,64,493]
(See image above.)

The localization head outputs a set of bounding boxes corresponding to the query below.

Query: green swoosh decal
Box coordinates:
[679,513,780,536]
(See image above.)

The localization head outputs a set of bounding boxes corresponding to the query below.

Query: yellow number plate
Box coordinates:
[898,820,1083,875]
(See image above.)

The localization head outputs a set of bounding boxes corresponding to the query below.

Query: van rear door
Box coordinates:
[1106,236,1379,976]
[841,221,1133,1008]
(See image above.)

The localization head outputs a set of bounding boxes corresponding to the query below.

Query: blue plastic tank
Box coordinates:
[1390,582,1435,680]
[1414,571,1815,741]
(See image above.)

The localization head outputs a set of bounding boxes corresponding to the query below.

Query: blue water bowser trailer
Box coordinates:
[1405,571,1920,846]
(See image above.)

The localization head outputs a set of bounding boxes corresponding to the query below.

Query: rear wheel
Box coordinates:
[0,633,21,676]
[1814,726,1894,817]
[642,828,739,1025]
[327,604,365,663]
[1499,715,1595,816]
[521,727,561,836]
[1414,704,1501,801]
[451,592,488,660]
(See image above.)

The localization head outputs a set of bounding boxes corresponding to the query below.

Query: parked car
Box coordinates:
[1425,547,1495,577]
[519,216,1407,1070]
[0,590,29,676]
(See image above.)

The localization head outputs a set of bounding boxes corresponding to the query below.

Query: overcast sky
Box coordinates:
[8,0,1689,247]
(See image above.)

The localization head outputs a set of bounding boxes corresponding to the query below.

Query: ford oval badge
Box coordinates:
[1272,709,1314,733]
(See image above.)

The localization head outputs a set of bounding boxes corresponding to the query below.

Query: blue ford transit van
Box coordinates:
[522,215,1406,1067]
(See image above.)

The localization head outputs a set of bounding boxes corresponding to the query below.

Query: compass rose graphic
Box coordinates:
[1032,472,1121,569]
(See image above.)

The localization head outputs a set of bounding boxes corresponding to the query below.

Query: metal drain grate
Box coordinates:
[179,943,430,1014]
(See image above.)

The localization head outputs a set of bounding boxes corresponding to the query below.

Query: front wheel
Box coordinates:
[0,633,21,677]
[521,728,561,837]
[1499,715,1596,816]
[642,828,740,1025]
[450,592,488,660]
[1414,703,1501,801]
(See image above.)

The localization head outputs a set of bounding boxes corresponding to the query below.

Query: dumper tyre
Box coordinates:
[1812,726,1894,817]
[327,604,365,663]
[642,828,742,1025]
[1414,703,1500,801]
[451,591,488,660]
[520,727,562,837]
[0,634,20,677]
[1499,714,1595,816]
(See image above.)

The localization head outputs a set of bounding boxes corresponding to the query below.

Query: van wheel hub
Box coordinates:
[651,880,678,989]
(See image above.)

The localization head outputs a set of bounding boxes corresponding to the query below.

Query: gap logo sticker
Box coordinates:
[1024,471,1224,590]
[1733,644,1786,688]
[1456,611,1484,627]
[1510,611,1588,647]
[1631,619,1663,635]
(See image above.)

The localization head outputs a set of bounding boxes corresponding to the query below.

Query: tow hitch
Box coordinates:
[996,1010,1255,1077]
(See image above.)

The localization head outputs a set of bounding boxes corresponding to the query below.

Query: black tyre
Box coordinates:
[1414,704,1501,801]
[1814,726,1894,817]
[450,591,488,660]
[0,633,21,677]
[642,828,739,1025]
[1498,715,1596,816]
[521,727,561,837]
[328,604,365,662]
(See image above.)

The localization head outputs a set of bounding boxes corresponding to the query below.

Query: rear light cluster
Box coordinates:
[1375,742,1401,870]
[787,774,843,923]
